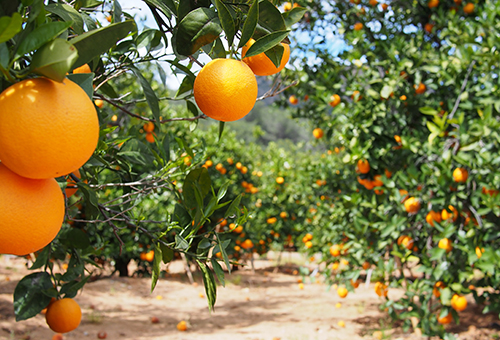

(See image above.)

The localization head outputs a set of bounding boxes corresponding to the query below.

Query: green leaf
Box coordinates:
[380,85,393,99]
[218,121,225,141]
[45,3,84,35]
[211,258,225,287]
[130,67,161,124]
[176,75,194,98]
[183,168,212,210]
[175,234,190,250]
[160,243,174,263]
[113,0,122,23]
[66,73,94,100]
[196,260,217,311]
[29,246,50,270]
[151,244,162,292]
[242,30,290,58]
[15,21,73,60]
[0,12,22,44]
[225,194,242,217]
[215,0,235,48]
[263,43,284,68]
[59,276,90,298]
[175,7,222,57]
[31,38,79,82]
[198,238,212,250]
[64,228,91,249]
[70,20,136,69]
[256,0,286,34]
[143,0,175,19]
[217,181,230,201]
[238,0,258,48]
[77,182,100,219]
[14,272,53,321]
[282,6,306,28]
[173,203,192,227]
[419,107,438,115]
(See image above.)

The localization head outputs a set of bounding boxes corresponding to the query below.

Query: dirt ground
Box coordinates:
[0,253,498,340]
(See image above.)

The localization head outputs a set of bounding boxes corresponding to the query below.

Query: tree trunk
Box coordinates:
[115,258,130,277]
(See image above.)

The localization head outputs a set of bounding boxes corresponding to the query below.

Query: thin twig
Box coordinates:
[257,80,299,101]
[448,60,476,121]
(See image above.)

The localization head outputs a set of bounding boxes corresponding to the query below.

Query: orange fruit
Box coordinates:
[354,22,363,30]
[0,77,99,179]
[401,236,414,250]
[0,163,64,255]
[242,39,290,76]
[425,210,442,226]
[438,238,453,252]
[298,282,304,289]
[193,59,257,122]
[65,169,81,198]
[305,241,313,249]
[337,287,348,298]
[45,298,82,333]
[441,205,458,222]
[400,95,407,100]
[313,128,324,139]
[204,160,213,167]
[289,95,299,105]
[404,197,420,213]
[330,245,341,257]
[362,261,370,270]
[176,320,188,331]
[374,282,388,297]
[94,99,104,108]
[329,94,341,107]
[463,2,474,14]
[357,159,370,174]
[140,250,155,262]
[369,0,378,5]
[475,246,482,258]
[276,176,285,184]
[145,132,155,143]
[143,121,155,133]
[424,23,434,33]
[428,0,439,8]
[52,334,64,340]
[437,312,453,325]
[381,3,388,10]
[415,83,426,94]
[241,239,254,249]
[338,320,345,327]
[453,167,468,183]
[72,64,91,74]
[351,279,360,288]
[451,294,467,312]
[283,2,292,11]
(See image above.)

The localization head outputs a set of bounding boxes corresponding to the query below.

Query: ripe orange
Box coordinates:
[140,250,155,262]
[193,59,258,122]
[337,287,348,298]
[381,3,388,10]
[424,23,434,33]
[441,205,458,222]
[241,239,254,249]
[433,281,445,297]
[463,2,474,14]
[404,197,420,213]
[151,316,160,324]
[145,132,155,143]
[354,22,363,30]
[94,99,104,108]
[0,163,64,255]
[329,245,341,257]
[475,246,482,258]
[357,159,370,174]
[329,94,341,107]
[438,238,453,252]
[401,236,414,250]
[351,90,362,101]
[362,261,370,270]
[452,167,468,183]
[374,282,388,297]
[289,95,299,105]
[242,39,290,76]
[451,294,467,312]
[45,298,82,333]
[276,176,285,184]
[52,334,64,340]
[425,210,442,226]
[428,0,439,8]
[72,64,91,74]
[313,128,324,139]
[177,320,188,331]
[0,77,99,179]
[369,0,378,5]
[305,241,313,249]
[415,83,426,94]
[437,312,452,325]
[143,121,155,133]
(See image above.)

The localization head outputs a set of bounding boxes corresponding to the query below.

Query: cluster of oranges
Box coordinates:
[355,159,390,195]
[0,74,99,257]
[193,38,290,122]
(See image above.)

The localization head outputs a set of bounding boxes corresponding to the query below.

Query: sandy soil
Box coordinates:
[0,253,498,340]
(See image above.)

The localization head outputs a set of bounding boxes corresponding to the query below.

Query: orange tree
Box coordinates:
[283,0,500,338]
[0,0,304,329]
